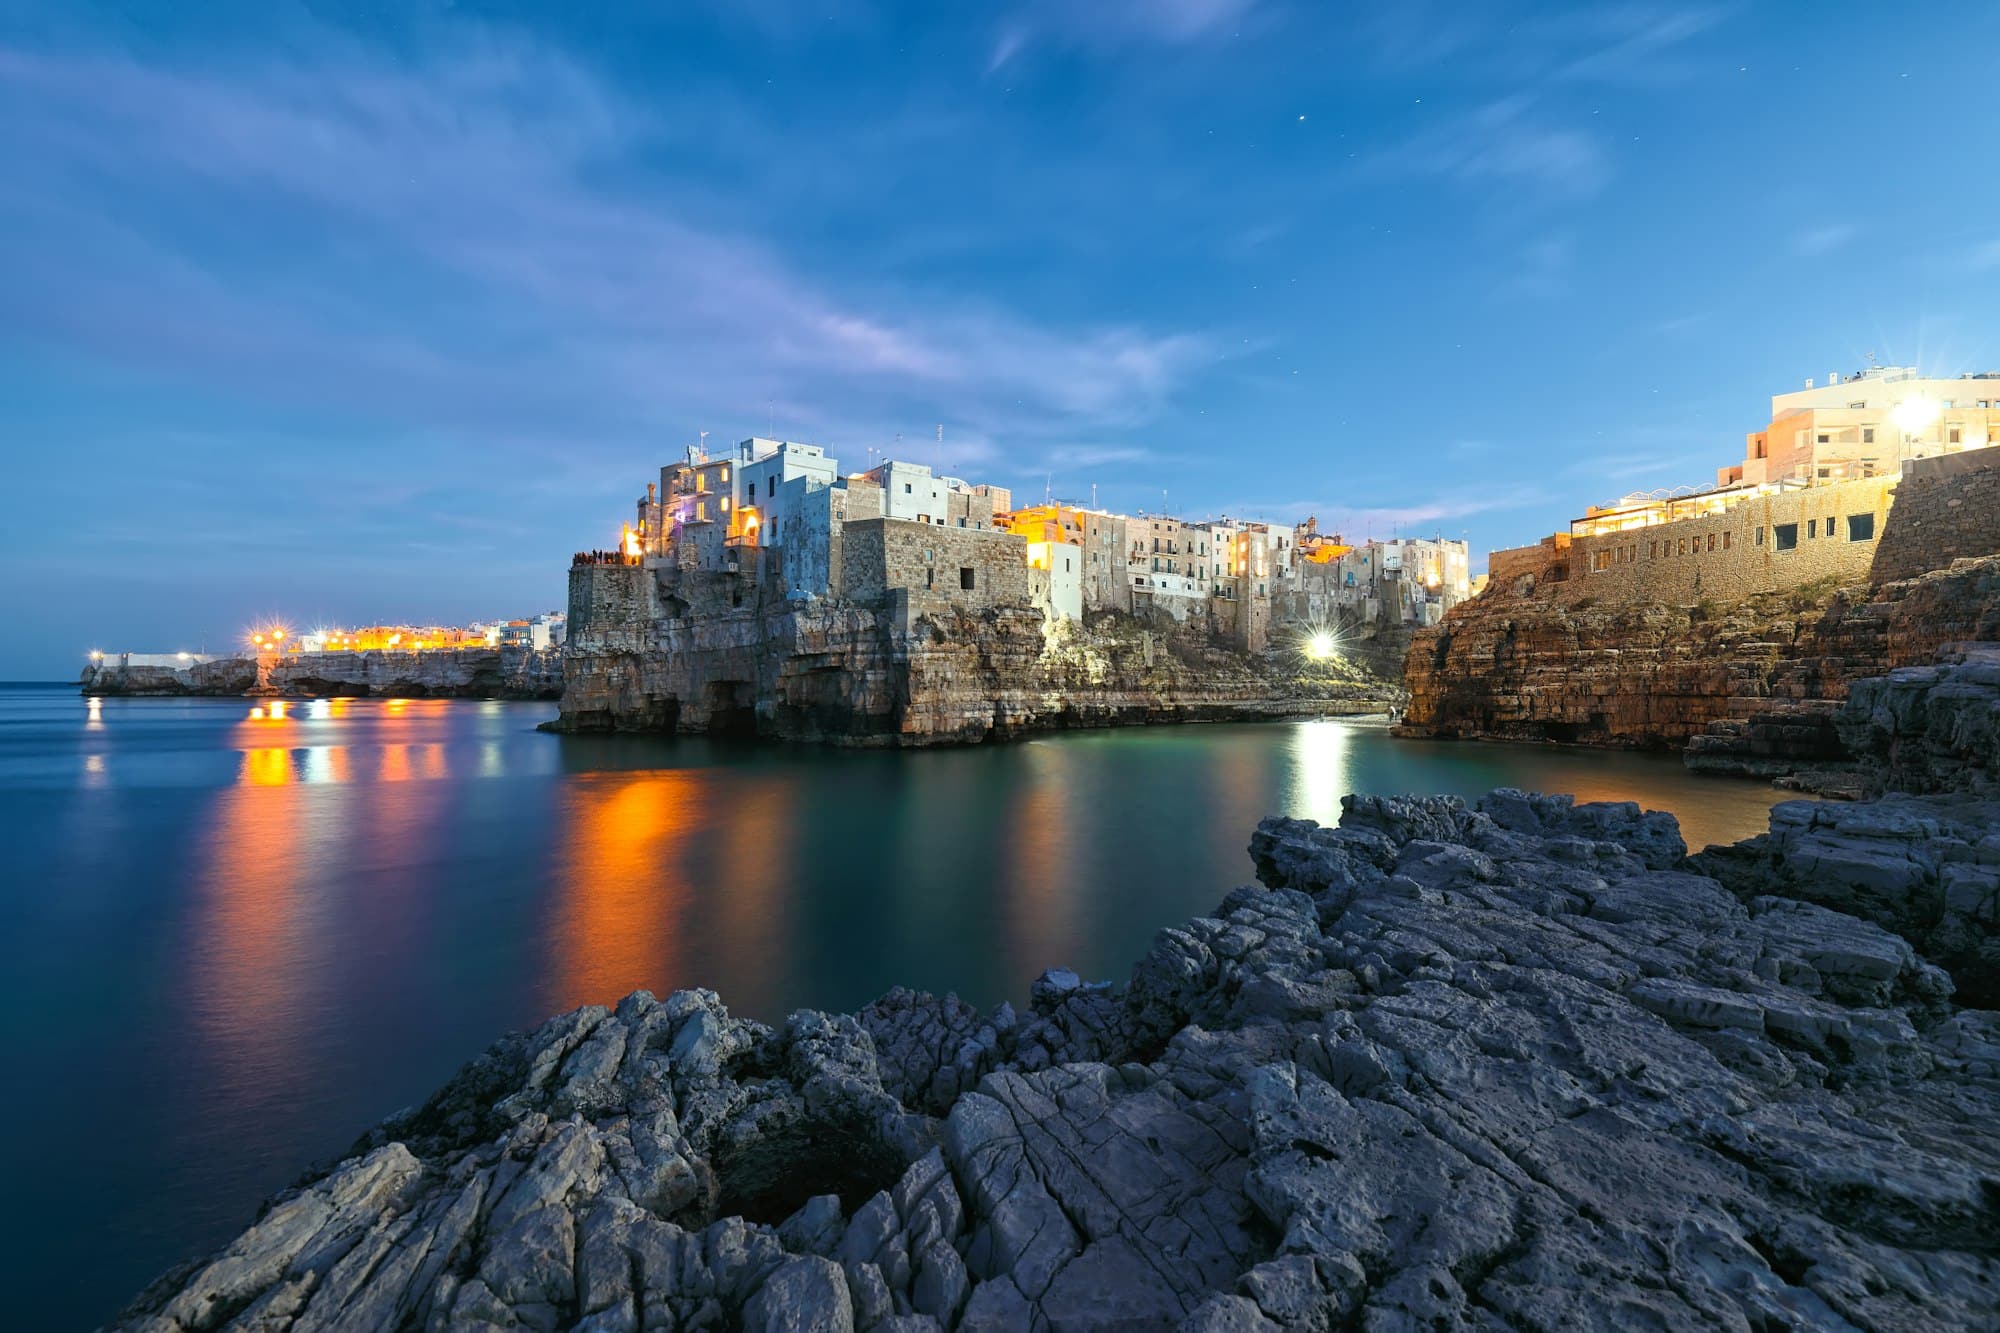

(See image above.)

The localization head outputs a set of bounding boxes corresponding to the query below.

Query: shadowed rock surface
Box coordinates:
[111,784,2000,1330]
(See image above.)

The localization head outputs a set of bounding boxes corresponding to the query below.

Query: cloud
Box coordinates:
[1795,223,1859,257]
[1376,96,1608,199]
[0,31,1218,466]
[1210,484,1551,535]
[1499,234,1575,298]
[988,0,1255,70]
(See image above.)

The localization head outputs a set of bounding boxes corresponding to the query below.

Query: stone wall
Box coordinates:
[567,563,654,643]
[1563,474,1894,606]
[839,517,1029,611]
[1870,447,2000,584]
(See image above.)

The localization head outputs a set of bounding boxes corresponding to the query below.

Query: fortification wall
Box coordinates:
[840,518,1029,610]
[1562,474,1894,605]
[1871,446,2000,583]
[567,564,655,644]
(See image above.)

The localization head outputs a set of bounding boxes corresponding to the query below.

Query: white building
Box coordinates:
[1027,539,1083,622]
[734,439,838,550]
[860,460,951,525]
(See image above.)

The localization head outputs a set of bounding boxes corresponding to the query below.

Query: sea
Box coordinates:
[0,681,1800,1327]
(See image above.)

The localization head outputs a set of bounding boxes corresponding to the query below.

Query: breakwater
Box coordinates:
[80,646,563,701]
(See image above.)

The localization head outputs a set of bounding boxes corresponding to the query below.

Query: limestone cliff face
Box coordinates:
[555,599,1396,745]
[1402,554,2000,751]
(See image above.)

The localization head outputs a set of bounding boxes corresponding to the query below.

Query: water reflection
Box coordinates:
[1290,719,1355,825]
[545,772,701,1013]
[1001,744,1076,982]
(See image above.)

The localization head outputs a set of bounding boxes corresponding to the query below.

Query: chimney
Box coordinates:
[647,482,657,503]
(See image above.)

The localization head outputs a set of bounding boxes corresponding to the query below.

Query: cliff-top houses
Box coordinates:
[1490,365,2000,605]
[597,436,1473,653]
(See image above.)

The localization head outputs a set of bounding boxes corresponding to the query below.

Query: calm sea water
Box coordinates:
[0,682,1796,1327]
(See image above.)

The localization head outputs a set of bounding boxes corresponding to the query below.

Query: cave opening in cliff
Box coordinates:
[703,681,759,737]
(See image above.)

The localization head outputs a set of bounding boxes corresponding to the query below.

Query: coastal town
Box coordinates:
[81,361,2000,753]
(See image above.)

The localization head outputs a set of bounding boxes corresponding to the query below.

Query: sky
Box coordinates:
[3,0,1998,679]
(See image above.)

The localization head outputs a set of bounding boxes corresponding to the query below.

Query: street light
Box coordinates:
[1891,395,1940,438]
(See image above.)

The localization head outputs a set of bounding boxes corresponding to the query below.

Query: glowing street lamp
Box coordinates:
[1891,395,1941,438]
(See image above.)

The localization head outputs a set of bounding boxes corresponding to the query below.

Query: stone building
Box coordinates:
[1485,367,2000,607]
[997,503,1131,615]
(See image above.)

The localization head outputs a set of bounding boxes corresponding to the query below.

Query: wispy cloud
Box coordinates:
[988,0,1256,70]
[1795,223,1860,257]
[1500,234,1576,298]
[1376,96,1608,199]
[0,32,1217,464]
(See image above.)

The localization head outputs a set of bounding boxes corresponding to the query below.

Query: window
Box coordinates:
[1707,533,1716,552]
[1817,467,1831,479]
[1817,433,1830,445]
[1808,519,1817,538]
[925,568,934,589]
[1774,523,1799,551]
[1649,541,1658,559]
[1848,513,1876,542]
[1950,428,1962,444]
[1723,530,1732,550]
[1591,549,1613,573]
[904,483,913,494]
[1755,526,1765,546]
[1863,427,1875,444]
[768,478,776,497]
[1678,538,1687,556]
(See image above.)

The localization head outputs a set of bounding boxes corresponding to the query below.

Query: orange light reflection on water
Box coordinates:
[999,744,1075,984]
[544,772,701,1014]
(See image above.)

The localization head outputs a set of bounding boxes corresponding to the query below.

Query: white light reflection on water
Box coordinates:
[1289,718,1356,825]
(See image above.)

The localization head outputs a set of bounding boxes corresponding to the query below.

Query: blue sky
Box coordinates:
[3,1,1998,678]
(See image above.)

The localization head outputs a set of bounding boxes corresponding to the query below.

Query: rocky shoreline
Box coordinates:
[111,660,2000,1330]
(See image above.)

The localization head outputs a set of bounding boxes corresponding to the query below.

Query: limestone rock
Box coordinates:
[113,792,2000,1330]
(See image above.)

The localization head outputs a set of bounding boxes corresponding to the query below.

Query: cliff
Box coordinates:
[111,780,2000,1330]
[1402,554,2000,753]
[554,596,1397,745]
[1402,449,2000,762]
[81,648,563,701]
